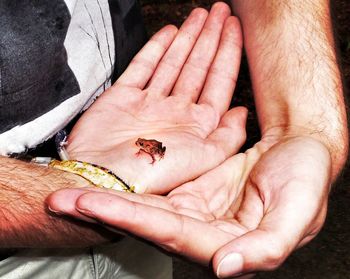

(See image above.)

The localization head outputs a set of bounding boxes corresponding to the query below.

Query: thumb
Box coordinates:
[212,180,328,278]
[213,228,294,278]
[208,106,248,156]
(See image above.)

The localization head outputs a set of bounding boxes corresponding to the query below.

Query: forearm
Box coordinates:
[0,157,114,248]
[232,0,348,176]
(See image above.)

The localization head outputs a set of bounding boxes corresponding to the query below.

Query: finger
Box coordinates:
[234,158,269,231]
[198,16,243,116]
[234,182,264,230]
[146,8,208,97]
[171,2,231,102]
[169,154,249,218]
[213,180,328,278]
[75,192,234,264]
[46,188,99,223]
[207,106,247,157]
[115,25,178,88]
[47,188,174,218]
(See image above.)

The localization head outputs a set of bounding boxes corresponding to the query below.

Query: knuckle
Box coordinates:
[149,38,168,52]
[208,66,237,85]
[159,217,186,253]
[160,55,182,70]
[159,239,182,254]
[185,58,210,73]
[131,57,155,71]
[263,244,287,270]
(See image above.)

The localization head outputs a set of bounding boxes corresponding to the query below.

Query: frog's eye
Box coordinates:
[139,142,143,146]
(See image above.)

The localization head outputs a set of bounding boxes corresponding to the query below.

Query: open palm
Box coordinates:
[48,136,332,278]
[67,4,246,193]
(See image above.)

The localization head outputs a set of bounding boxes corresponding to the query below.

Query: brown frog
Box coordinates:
[135,138,166,165]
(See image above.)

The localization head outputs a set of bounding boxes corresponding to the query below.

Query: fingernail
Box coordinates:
[76,207,96,217]
[47,206,63,215]
[217,253,244,278]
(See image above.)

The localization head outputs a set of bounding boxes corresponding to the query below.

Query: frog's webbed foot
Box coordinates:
[149,154,156,165]
[135,151,142,157]
[136,150,156,165]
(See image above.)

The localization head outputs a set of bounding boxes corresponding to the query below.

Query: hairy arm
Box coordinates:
[0,157,114,248]
[232,0,348,178]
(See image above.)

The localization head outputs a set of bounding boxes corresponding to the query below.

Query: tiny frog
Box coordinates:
[135,138,166,165]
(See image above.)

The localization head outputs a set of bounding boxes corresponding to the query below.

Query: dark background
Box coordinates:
[139,0,350,278]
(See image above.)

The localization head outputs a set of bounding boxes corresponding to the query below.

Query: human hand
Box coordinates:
[48,135,332,277]
[67,3,247,194]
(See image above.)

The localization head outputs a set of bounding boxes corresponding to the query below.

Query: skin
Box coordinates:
[0,3,245,247]
[48,0,348,278]
[65,4,247,194]
[0,157,115,247]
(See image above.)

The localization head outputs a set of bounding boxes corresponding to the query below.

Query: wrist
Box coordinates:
[66,139,151,193]
[261,124,348,180]
[54,165,93,189]
[0,157,118,248]
[0,157,92,192]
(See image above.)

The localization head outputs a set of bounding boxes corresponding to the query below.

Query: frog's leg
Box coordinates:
[135,149,156,164]
[135,150,142,156]
[149,153,156,164]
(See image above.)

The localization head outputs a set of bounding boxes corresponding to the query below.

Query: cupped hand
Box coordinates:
[48,135,332,278]
[67,3,247,194]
